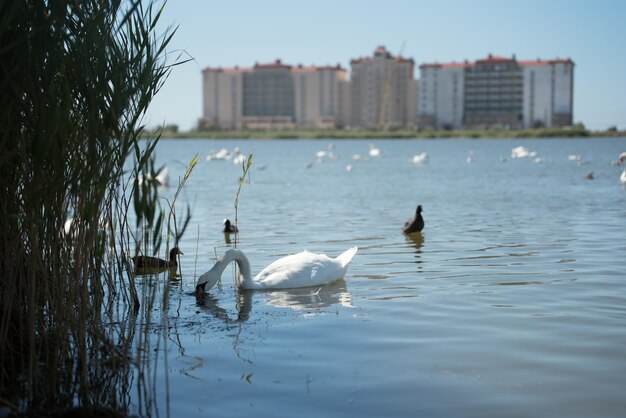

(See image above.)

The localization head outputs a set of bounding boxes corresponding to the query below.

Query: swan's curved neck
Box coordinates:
[218,249,253,288]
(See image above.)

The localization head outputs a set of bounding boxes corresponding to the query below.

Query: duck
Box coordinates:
[403,205,424,234]
[132,247,183,275]
[194,247,358,295]
[223,218,239,233]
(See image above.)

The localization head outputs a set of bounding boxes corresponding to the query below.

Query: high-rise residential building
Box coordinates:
[201,67,245,130]
[293,65,349,128]
[521,59,574,128]
[418,55,574,129]
[350,46,417,129]
[200,61,347,130]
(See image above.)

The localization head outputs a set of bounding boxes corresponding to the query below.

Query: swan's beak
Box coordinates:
[194,282,206,297]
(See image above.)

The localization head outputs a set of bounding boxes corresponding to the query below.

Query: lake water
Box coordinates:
[134,137,626,417]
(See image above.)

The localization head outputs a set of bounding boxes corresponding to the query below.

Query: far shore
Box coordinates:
[143,126,626,140]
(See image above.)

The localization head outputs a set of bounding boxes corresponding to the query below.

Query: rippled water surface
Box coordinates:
[138,137,626,417]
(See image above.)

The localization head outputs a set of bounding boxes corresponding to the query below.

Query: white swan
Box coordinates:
[368,144,382,157]
[411,152,428,165]
[511,146,537,159]
[621,169,626,184]
[136,166,169,187]
[194,247,358,295]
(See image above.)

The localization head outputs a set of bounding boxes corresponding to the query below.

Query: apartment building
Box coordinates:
[350,46,417,128]
[293,65,349,129]
[522,59,574,128]
[200,61,347,130]
[418,55,574,129]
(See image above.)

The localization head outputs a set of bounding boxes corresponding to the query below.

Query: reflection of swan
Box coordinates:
[196,282,352,322]
[195,247,358,294]
[402,205,424,234]
[262,280,353,310]
[195,291,253,323]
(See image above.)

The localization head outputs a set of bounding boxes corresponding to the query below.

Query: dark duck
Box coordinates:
[132,247,183,275]
[223,218,239,233]
[402,205,424,234]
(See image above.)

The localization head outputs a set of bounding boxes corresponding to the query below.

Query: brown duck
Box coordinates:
[132,247,183,275]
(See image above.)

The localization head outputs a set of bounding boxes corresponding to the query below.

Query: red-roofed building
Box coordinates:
[200,61,348,129]
[418,54,574,129]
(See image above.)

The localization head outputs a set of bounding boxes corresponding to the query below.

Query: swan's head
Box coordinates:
[194,269,220,296]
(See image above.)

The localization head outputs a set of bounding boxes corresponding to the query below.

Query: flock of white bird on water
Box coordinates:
[203,143,626,184]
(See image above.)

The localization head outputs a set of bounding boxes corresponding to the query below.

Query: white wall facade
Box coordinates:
[418,64,466,129]
[522,60,574,128]
[419,57,574,130]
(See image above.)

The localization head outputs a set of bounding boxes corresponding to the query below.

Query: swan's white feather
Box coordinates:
[253,250,346,289]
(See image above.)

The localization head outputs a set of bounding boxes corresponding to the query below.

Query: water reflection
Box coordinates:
[195,280,353,322]
[404,232,424,253]
[261,280,352,310]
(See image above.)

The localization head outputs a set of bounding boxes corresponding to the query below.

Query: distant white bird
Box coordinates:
[233,153,245,165]
[621,169,626,184]
[315,150,327,159]
[345,164,353,172]
[352,154,363,162]
[63,218,74,237]
[194,247,358,294]
[511,146,537,159]
[534,157,544,164]
[155,167,169,186]
[136,166,169,187]
[368,144,382,157]
[466,151,474,164]
[568,154,582,162]
[411,152,428,165]
[206,148,232,161]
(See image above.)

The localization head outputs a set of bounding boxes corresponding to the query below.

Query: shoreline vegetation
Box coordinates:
[145,124,626,140]
[1,1,189,416]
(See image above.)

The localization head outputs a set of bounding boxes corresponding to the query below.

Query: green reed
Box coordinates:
[0,0,187,414]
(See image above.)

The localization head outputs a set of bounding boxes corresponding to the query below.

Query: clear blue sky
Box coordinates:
[145,0,626,131]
